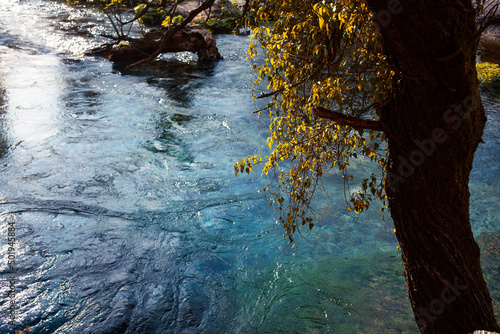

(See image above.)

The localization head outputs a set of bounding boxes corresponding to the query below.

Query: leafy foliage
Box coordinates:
[134,4,167,25]
[161,14,184,26]
[202,2,242,34]
[477,61,500,84]
[73,0,195,42]
[235,0,394,242]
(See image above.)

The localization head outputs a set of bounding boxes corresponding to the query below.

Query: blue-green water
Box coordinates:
[0,1,497,333]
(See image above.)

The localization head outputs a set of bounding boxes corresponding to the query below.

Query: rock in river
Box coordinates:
[89,24,223,64]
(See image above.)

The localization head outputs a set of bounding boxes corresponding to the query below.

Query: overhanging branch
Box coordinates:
[314,107,383,131]
[125,0,216,69]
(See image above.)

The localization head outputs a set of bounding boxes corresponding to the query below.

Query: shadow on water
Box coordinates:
[59,69,103,116]
[0,26,48,54]
[113,57,217,108]
[143,111,195,163]
[113,57,218,163]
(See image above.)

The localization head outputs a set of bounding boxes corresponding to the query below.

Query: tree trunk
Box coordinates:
[366,0,500,332]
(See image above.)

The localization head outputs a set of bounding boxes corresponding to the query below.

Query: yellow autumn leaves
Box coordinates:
[235,0,392,242]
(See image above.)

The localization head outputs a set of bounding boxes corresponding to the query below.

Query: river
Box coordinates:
[0,1,498,333]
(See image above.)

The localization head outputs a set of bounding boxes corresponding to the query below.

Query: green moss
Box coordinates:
[201,0,243,34]
[204,17,238,34]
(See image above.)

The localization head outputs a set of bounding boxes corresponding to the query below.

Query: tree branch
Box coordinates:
[314,107,383,131]
[240,0,251,21]
[125,0,216,69]
[438,3,500,61]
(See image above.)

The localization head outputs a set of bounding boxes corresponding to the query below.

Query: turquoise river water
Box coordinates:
[0,1,498,333]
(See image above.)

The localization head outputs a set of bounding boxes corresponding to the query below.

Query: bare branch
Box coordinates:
[438,2,500,61]
[313,107,384,131]
[479,39,500,61]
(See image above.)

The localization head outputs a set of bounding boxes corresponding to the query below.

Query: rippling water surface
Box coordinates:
[0,1,498,333]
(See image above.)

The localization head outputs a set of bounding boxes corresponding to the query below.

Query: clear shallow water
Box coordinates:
[0,1,497,333]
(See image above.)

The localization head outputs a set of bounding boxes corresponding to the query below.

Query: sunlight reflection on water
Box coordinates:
[0,1,497,333]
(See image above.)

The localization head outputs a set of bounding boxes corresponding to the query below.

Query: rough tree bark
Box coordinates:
[363,0,500,332]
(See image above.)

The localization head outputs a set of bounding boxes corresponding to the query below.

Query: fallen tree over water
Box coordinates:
[86,0,224,67]
[89,24,222,63]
